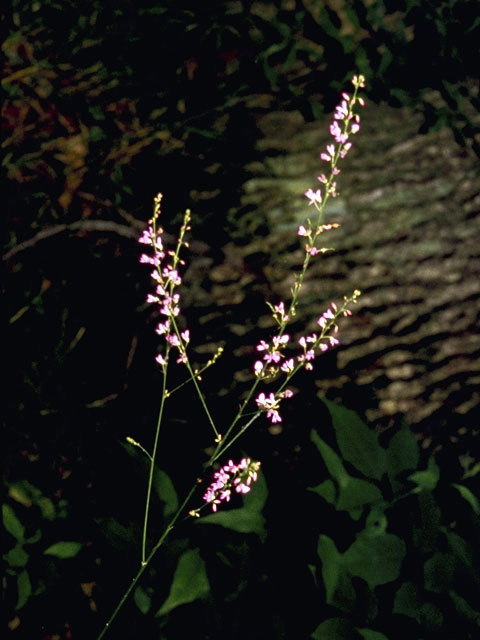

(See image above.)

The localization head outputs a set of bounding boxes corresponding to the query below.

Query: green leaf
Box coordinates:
[4,544,29,567]
[3,504,25,542]
[386,424,419,483]
[43,541,82,559]
[310,432,383,515]
[320,398,386,481]
[365,507,388,536]
[463,461,480,479]
[444,529,471,567]
[317,535,355,612]
[311,617,361,640]
[357,628,389,640]
[342,532,406,589]
[242,469,268,512]
[417,602,443,632]
[308,479,336,505]
[37,496,56,521]
[198,471,267,541]
[317,535,341,603]
[25,529,42,545]
[156,548,209,617]
[424,553,455,593]
[198,507,266,541]
[336,477,383,513]
[409,457,439,491]
[393,581,419,618]
[16,570,32,610]
[452,483,480,514]
[134,585,151,615]
[449,590,480,626]
[310,430,349,485]
[153,469,179,517]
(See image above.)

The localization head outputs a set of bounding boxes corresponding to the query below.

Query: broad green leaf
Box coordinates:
[4,544,29,567]
[317,535,341,603]
[43,541,82,559]
[386,424,419,483]
[409,457,439,491]
[3,504,25,542]
[452,483,480,514]
[417,602,443,632]
[357,628,389,640]
[310,433,383,514]
[156,548,209,617]
[336,477,383,512]
[310,430,349,486]
[242,469,268,512]
[393,581,419,618]
[311,617,361,640]
[308,479,336,505]
[16,570,32,610]
[134,585,151,615]
[153,469,179,517]
[444,529,471,566]
[342,532,406,589]
[317,535,355,612]
[320,398,386,481]
[449,590,480,626]
[198,507,266,541]
[424,553,455,593]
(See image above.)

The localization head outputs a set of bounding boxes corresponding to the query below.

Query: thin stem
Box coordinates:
[98,482,198,640]
[210,411,261,463]
[141,356,169,564]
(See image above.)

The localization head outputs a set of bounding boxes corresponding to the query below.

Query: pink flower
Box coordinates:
[263,351,282,364]
[203,458,261,512]
[254,360,264,375]
[304,188,322,205]
[267,409,282,423]
[281,359,294,373]
[256,392,277,410]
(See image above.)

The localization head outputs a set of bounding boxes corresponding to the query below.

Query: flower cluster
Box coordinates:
[252,76,365,427]
[139,193,192,367]
[203,458,261,512]
[253,290,360,424]
[255,389,293,423]
[304,74,365,206]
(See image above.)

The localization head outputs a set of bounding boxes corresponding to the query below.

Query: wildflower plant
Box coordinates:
[97,74,366,638]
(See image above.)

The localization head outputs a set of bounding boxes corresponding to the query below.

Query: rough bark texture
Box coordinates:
[186,98,480,450]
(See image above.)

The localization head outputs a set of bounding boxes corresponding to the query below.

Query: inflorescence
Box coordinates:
[137,75,366,513]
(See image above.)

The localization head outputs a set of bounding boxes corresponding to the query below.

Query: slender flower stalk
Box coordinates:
[98,75,366,639]
[252,74,366,425]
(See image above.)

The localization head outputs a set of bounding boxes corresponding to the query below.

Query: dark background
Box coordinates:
[3,1,480,638]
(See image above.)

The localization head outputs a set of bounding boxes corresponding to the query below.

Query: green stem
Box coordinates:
[169,316,219,439]
[98,482,198,640]
[141,358,169,564]
[211,411,261,463]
